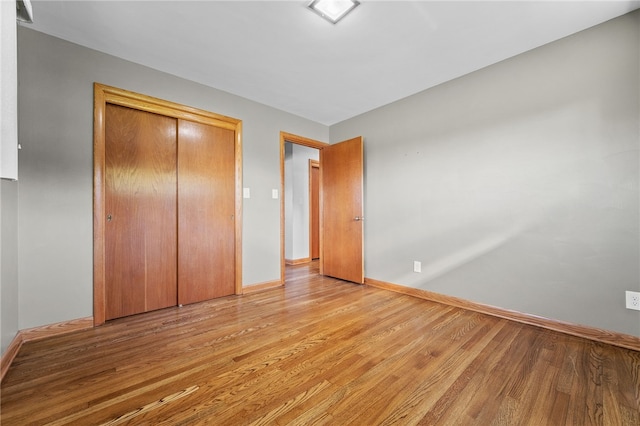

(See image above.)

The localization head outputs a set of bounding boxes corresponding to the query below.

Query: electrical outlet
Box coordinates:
[413,261,421,273]
[626,291,640,311]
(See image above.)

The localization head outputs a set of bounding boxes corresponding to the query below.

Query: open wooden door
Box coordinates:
[321,136,364,284]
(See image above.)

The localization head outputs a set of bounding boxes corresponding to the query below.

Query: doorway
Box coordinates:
[284,142,320,265]
[279,132,365,286]
[280,133,328,284]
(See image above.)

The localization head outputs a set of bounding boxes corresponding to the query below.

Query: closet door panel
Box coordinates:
[178,120,235,304]
[105,104,178,320]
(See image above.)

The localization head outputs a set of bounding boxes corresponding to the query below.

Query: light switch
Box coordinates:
[243,188,250,199]
[272,189,278,199]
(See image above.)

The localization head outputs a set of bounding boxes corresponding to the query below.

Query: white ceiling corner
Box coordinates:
[24,0,640,125]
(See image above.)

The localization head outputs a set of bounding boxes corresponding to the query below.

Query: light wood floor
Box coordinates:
[2,262,639,425]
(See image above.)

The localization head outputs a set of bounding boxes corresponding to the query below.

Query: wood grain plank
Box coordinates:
[2,262,638,425]
[366,277,640,352]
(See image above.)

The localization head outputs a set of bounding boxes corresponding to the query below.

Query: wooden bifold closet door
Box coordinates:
[105,104,178,320]
[104,104,235,321]
[177,120,235,305]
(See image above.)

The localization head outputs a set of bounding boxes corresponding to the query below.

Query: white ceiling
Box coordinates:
[25,1,640,125]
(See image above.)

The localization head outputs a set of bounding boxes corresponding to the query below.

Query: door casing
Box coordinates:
[280,132,328,283]
[309,159,320,260]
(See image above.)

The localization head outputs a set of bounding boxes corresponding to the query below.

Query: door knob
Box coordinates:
[107,214,112,222]
[354,216,364,221]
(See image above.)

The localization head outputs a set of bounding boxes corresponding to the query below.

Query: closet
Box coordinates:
[94,84,242,324]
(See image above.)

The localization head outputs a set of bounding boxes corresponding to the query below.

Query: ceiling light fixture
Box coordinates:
[307,0,360,24]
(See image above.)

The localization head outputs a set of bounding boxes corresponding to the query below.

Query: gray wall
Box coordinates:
[1,180,19,354]
[332,11,640,336]
[3,11,638,355]
[284,143,319,261]
[13,27,328,332]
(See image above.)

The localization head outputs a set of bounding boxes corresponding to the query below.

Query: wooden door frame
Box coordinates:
[94,83,243,326]
[309,159,320,261]
[279,132,328,284]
